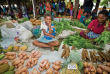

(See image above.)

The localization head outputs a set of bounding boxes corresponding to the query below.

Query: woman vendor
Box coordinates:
[33,13,59,51]
[80,10,110,41]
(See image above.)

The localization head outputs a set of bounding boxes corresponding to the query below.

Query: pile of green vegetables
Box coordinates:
[85,19,91,25]
[95,21,110,47]
[17,17,29,23]
[52,19,74,35]
[63,34,102,49]
[0,19,8,23]
[71,20,87,29]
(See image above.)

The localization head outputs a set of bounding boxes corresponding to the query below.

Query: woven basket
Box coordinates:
[6,22,14,28]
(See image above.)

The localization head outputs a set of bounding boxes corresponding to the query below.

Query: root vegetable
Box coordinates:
[103,71,108,74]
[12,60,20,65]
[23,56,27,60]
[17,67,27,74]
[55,61,61,66]
[18,66,23,71]
[34,60,38,65]
[61,49,66,58]
[42,60,48,67]
[21,72,26,74]
[52,65,61,71]
[83,62,88,68]
[54,70,59,74]
[91,66,95,72]
[96,68,103,74]
[84,68,89,73]
[21,59,24,64]
[88,63,93,69]
[99,65,110,72]
[87,72,90,74]
[31,64,34,68]
[5,52,16,56]
[38,67,43,71]
[8,56,15,60]
[46,68,53,74]
[18,63,22,68]
[90,72,95,74]
[106,62,110,67]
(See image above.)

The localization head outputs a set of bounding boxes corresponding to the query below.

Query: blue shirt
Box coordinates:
[52,3,55,9]
[80,15,87,26]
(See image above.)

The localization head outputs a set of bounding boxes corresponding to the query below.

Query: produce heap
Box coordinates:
[52,19,74,35]
[71,20,87,29]
[85,19,91,25]
[17,17,29,23]
[63,34,96,49]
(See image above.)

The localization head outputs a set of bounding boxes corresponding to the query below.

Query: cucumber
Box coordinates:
[0,54,5,60]
[8,66,14,71]
[3,71,15,74]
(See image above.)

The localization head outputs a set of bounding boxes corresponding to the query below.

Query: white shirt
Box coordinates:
[40,21,48,37]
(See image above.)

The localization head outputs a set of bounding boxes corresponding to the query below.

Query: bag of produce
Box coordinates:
[32,25,41,38]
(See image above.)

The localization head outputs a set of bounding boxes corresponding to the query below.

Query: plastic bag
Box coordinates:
[57,30,76,39]
[23,21,33,31]
[19,30,33,42]
[1,26,18,38]
[32,25,41,37]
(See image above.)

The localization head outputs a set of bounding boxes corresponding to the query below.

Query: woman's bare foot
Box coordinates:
[51,47,54,51]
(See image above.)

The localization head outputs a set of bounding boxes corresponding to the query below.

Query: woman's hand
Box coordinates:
[84,29,90,35]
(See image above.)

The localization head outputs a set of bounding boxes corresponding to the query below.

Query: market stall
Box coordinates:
[0,16,110,74]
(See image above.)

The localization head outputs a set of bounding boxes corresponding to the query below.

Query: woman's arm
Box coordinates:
[48,22,53,34]
[42,29,55,38]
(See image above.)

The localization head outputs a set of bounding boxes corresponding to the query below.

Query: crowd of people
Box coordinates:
[0,0,110,22]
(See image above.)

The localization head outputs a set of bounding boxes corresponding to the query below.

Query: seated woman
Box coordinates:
[80,10,110,41]
[33,13,59,51]
[80,11,89,26]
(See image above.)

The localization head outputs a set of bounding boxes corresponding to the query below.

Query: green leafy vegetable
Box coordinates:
[71,20,87,29]
[85,19,91,25]
[52,18,74,35]
[63,35,95,49]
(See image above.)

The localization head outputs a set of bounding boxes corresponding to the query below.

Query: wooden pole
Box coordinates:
[73,0,79,19]
[6,0,12,13]
[32,0,37,18]
[95,0,101,12]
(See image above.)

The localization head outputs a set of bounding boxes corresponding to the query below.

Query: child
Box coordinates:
[52,8,56,19]
[80,11,88,26]
[33,13,59,51]
[70,2,73,17]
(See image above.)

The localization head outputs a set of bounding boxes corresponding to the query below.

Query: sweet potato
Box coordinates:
[12,60,20,65]
[52,65,61,71]
[96,68,103,74]
[106,62,110,67]
[5,52,16,56]
[46,68,53,74]
[90,72,95,74]
[42,60,48,67]
[103,71,108,74]
[84,68,89,73]
[55,61,61,66]
[83,62,88,68]
[18,63,22,68]
[54,70,59,74]
[99,65,110,72]
[38,67,43,71]
[91,66,95,72]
